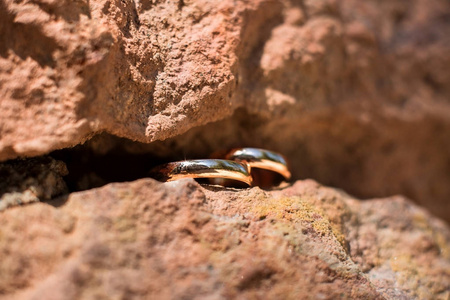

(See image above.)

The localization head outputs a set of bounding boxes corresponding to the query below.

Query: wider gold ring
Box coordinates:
[150,159,252,186]
[225,148,291,181]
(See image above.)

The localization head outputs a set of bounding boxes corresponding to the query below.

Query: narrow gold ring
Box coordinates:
[225,148,291,180]
[150,159,253,186]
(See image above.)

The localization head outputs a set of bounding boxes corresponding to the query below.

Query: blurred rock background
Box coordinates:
[0,0,449,298]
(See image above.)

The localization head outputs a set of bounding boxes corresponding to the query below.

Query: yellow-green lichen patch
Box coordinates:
[412,212,450,260]
[389,254,449,299]
[251,196,346,246]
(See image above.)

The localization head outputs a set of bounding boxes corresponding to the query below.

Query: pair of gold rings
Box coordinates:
[150,148,291,188]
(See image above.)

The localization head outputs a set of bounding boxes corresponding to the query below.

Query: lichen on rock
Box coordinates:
[1,0,450,298]
[0,179,448,299]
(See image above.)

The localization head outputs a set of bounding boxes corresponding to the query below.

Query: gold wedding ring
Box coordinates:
[225,148,291,180]
[150,159,253,186]
[150,148,291,188]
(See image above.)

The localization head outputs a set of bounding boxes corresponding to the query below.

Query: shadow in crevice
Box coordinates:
[40,105,450,224]
[51,142,163,193]
[46,194,69,208]
[50,108,266,193]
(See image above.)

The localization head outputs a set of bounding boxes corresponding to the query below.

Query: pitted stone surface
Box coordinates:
[0,179,448,299]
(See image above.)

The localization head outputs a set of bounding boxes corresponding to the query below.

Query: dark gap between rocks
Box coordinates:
[2,107,450,224]
[51,142,163,193]
[0,108,269,211]
[51,136,288,193]
[50,108,269,193]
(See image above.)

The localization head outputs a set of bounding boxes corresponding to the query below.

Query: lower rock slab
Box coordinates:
[0,179,448,299]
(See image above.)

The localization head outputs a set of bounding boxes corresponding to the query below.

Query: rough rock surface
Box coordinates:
[1,0,450,221]
[2,0,449,159]
[0,156,68,211]
[0,179,449,299]
[1,1,449,298]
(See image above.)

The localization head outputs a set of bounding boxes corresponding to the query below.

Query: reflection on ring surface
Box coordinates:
[225,148,291,180]
[150,159,252,186]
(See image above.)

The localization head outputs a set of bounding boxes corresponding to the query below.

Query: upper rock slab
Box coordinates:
[1,0,449,161]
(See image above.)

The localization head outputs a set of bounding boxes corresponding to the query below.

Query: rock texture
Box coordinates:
[1,1,449,298]
[2,0,449,159]
[0,0,242,159]
[1,0,450,221]
[0,179,448,299]
[0,156,68,211]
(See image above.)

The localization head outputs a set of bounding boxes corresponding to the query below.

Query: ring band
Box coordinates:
[225,148,291,180]
[150,159,253,186]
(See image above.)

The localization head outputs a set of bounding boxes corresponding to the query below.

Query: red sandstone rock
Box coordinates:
[0,0,242,159]
[1,1,449,297]
[0,179,448,299]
